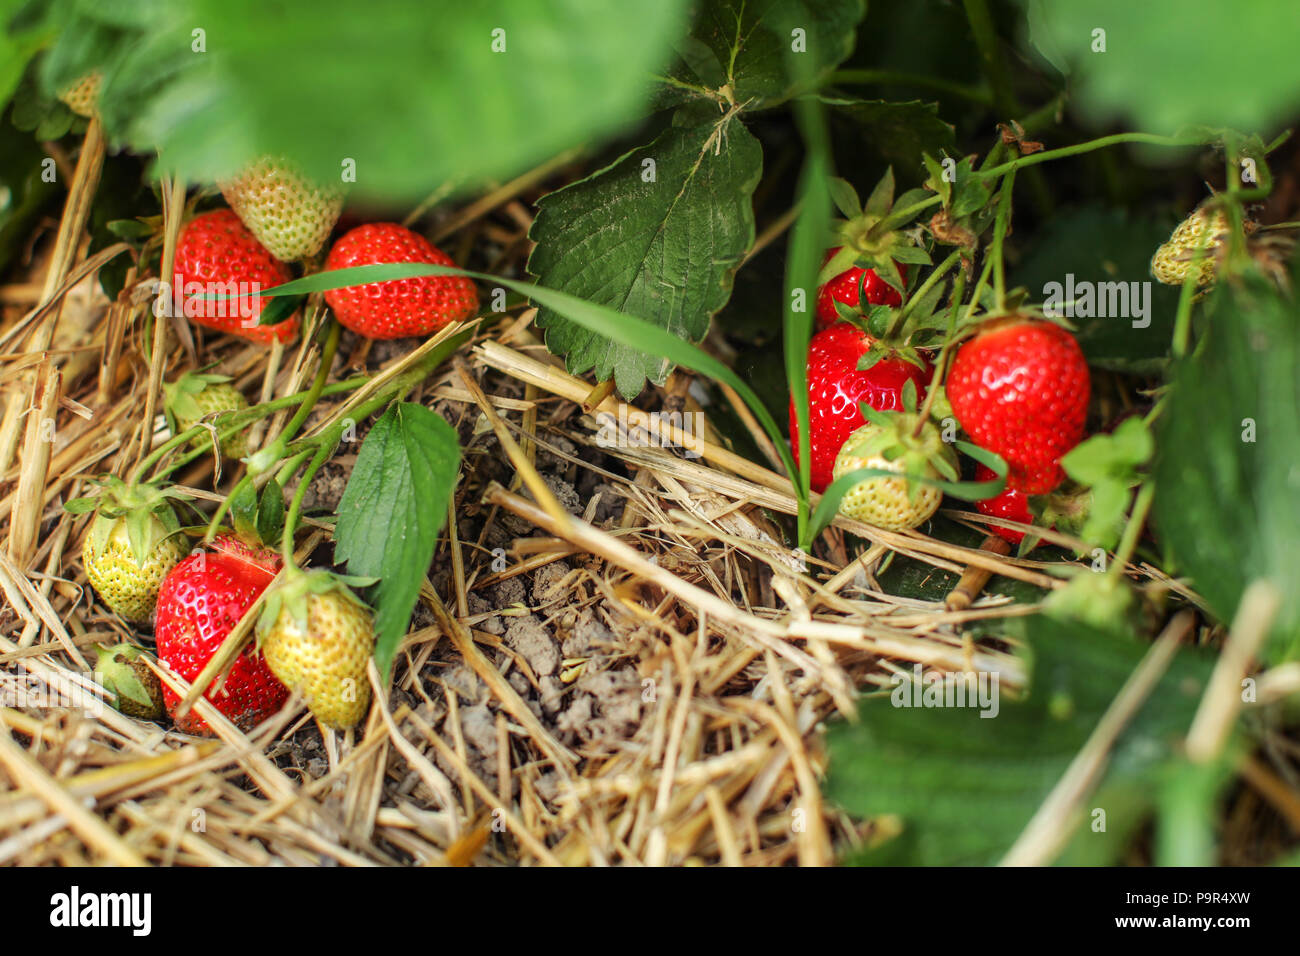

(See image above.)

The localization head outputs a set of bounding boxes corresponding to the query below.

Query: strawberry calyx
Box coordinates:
[823,168,932,300]
[848,402,960,504]
[93,643,165,718]
[856,336,931,374]
[66,476,190,568]
[255,567,375,643]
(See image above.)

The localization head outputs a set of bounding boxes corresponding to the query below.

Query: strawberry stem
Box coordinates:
[973,132,1205,180]
[131,376,367,485]
[884,249,961,342]
[1109,482,1155,577]
[250,318,343,474]
[990,167,1016,312]
[282,440,333,567]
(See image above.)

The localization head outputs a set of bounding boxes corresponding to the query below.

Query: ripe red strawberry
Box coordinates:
[974,462,1034,545]
[154,534,288,736]
[220,156,345,262]
[174,209,297,344]
[815,247,902,329]
[790,322,932,493]
[946,318,1089,494]
[323,223,478,339]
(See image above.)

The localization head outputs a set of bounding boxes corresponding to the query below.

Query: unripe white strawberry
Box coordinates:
[72,478,191,623]
[219,157,345,261]
[832,412,956,531]
[163,372,251,459]
[258,569,375,729]
[1151,203,1233,289]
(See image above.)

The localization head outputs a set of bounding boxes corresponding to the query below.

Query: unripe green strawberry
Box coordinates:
[58,71,101,118]
[220,156,345,261]
[832,412,956,531]
[82,509,187,624]
[258,569,376,729]
[164,371,251,460]
[93,644,165,720]
[1151,204,1230,289]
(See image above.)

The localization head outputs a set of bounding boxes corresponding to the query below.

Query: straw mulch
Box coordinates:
[0,121,1217,867]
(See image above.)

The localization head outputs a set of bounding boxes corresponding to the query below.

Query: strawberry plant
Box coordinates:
[3,0,1300,879]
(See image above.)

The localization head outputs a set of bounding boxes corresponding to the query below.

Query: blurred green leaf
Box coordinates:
[1020,0,1300,135]
[1152,276,1300,663]
[36,0,690,199]
[0,0,48,114]
[527,119,762,399]
[825,615,1214,865]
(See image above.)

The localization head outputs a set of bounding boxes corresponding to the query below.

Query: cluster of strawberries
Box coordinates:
[82,157,482,735]
[794,252,1090,544]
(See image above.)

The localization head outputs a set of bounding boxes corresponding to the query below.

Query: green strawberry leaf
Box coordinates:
[1061,417,1152,487]
[335,403,460,679]
[660,0,865,108]
[258,292,303,328]
[256,477,285,546]
[1152,275,1300,663]
[825,615,1218,866]
[526,119,762,400]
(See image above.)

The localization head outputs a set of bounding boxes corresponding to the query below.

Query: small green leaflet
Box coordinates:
[527,120,762,400]
[334,403,460,678]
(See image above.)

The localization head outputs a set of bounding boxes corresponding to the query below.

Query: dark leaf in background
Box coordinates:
[663,0,865,108]
[1011,205,1181,373]
[826,98,956,182]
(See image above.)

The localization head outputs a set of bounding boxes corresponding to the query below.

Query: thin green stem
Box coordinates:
[140,377,368,483]
[274,448,315,488]
[884,249,962,341]
[1110,482,1155,576]
[260,318,342,466]
[960,252,996,327]
[282,441,333,567]
[975,132,1203,180]
[991,168,1017,312]
[204,474,250,543]
[913,269,967,436]
[962,0,1021,119]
